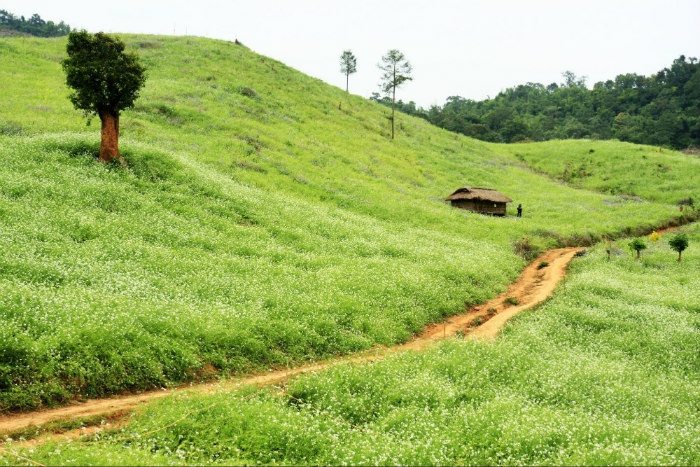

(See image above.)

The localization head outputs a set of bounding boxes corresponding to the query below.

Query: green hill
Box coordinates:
[0,34,697,413]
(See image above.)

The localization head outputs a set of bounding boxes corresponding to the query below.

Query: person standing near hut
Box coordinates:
[517,204,523,217]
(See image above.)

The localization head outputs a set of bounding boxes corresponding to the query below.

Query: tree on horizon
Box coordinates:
[340,50,357,93]
[378,49,412,140]
[0,9,71,36]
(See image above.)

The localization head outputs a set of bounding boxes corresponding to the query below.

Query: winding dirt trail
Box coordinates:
[0,247,582,436]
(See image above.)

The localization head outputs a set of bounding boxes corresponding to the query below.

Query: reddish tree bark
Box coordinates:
[98,109,120,163]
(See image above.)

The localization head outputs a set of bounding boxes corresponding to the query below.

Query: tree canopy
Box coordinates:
[63,31,146,118]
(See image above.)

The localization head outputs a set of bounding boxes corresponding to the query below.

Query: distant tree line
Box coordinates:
[372,56,699,150]
[0,9,71,37]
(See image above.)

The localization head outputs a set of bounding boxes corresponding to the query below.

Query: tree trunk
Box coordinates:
[98,109,120,163]
[391,81,396,140]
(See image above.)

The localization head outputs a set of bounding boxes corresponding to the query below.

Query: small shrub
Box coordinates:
[136,41,160,49]
[669,233,689,262]
[504,297,519,306]
[239,86,259,99]
[537,261,549,270]
[0,121,24,136]
[513,236,542,260]
[629,237,647,260]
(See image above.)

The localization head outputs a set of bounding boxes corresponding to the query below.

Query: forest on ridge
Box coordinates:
[0,10,71,38]
[376,56,700,150]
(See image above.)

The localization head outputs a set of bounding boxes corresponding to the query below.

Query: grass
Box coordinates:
[0,33,696,410]
[0,134,523,410]
[0,32,698,464]
[504,296,520,306]
[3,225,697,465]
[500,139,700,206]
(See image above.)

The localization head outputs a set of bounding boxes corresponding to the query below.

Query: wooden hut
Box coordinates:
[445,187,512,216]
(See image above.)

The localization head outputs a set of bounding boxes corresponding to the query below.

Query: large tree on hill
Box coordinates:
[340,50,357,93]
[62,31,146,163]
[378,49,412,139]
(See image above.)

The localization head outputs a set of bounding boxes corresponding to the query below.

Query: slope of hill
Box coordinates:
[497,139,699,205]
[4,226,699,465]
[0,34,696,413]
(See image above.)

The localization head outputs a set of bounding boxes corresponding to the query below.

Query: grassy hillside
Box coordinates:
[498,139,699,205]
[6,225,699,465]
[0,34,697,413]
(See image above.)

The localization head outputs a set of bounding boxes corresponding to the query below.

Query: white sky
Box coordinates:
[3,0,700,107]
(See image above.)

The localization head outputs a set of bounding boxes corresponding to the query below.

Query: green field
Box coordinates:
[498,139,699,205]
[1,34,699,465]
[3,227,698,465]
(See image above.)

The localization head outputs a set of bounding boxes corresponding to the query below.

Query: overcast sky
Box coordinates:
[4,0,700,107]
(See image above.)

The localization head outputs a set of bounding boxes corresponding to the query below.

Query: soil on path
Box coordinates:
[0,247,582,436]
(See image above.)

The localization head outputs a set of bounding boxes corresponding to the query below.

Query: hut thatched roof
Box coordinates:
[445,187,512,203]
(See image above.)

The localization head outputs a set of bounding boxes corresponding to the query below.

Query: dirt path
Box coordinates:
[401,247,583,347]
[0,247,582,436]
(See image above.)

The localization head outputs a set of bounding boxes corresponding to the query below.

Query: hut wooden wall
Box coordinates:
[450,199,507,216]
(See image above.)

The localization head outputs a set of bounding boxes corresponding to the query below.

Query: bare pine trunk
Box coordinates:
[98,110,120,163]
[391,83,396,140]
